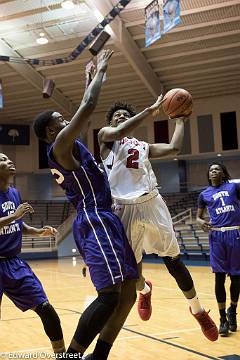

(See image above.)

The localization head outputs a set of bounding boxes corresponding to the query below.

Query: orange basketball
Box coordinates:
[162,88,193,119]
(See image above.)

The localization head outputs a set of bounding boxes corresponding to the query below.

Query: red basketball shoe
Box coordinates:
[190,307,218,341]
[138,281,152,321]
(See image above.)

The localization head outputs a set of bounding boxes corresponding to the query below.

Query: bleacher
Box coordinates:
[24,200,76,227]
[21,200,75,254]
[175,223,209,260]
[163,190,210,260]
[163,190,201,217]
[22,190,208,259]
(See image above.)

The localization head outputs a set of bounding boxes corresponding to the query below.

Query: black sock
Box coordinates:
[92,339,112,360]
[230,304,237,312]
[220,309,226,319]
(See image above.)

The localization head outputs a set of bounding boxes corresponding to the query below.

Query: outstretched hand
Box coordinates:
[149,95,165,116]
[97,49,114,73]
[39,226,58,237]
[14,203,34,220]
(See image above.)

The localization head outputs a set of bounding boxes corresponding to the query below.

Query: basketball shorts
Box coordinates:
[0,256,48,312]
[209,229,240,275]
[114,189,180,263]
[73,208,138,291]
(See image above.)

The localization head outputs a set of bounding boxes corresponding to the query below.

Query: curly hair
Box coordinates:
[207,162,231,185]
[33,110,55,141]
[105,101,137,125]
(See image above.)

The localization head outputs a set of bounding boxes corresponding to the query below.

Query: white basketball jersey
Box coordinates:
[102,137,158,200]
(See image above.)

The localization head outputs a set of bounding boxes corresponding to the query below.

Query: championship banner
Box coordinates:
[145,0,161,47]
[163,0,181,34]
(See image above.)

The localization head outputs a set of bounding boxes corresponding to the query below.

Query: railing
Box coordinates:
[56,211,76,245]
[172,208,192,226]
[21,236,57,253]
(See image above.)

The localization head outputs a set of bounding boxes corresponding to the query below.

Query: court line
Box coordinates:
[153,285,215,298]
[3,306,222,359]
[116,326,201,340]
[122,327,221,360]
[3,347,52,353]
[35,269,215,298]
[34,268,88,279]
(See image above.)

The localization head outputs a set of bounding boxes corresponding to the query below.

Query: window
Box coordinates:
[220,112,238,150]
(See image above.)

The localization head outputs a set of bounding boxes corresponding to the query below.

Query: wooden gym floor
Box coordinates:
[1,258,240,359]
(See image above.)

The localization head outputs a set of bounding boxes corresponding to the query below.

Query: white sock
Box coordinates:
[140,282,151,295]
[188,295,204,314]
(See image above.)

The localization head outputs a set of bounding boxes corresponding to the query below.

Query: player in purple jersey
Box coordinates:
[33,50,138,360]
[197,163,240,337]
[0,153,65,353]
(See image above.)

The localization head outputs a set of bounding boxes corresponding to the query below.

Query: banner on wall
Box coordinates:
[163,0,181,34]
[0,124,30,145]
[145,0,161,47]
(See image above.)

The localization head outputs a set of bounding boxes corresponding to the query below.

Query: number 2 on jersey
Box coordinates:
[126,149,139,169]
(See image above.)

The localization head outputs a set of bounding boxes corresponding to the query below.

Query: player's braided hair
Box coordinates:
[105,101,137,125]
[207,162,231,185]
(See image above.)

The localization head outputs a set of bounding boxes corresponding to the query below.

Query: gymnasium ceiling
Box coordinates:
[0,0,239,123]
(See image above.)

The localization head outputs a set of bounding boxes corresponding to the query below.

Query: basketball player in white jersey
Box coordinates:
[98,99,218,341]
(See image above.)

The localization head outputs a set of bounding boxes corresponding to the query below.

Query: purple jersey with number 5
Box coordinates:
[47,139,112,211]
[47,139,138,291]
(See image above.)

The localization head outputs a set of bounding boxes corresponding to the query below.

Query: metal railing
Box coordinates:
[21,236,57,253]
[172,208,192,226]
[56,211,76,245]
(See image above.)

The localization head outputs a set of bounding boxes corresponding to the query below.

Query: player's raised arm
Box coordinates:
[98,96,164,143]
[148,116,187,159]
[54,49,113,153]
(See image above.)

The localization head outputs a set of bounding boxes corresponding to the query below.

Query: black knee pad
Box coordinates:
[73,292,121,348]
[35,302,63,341]
[97,291,120,311]
[230,274,240,285]
[163,256,194,292]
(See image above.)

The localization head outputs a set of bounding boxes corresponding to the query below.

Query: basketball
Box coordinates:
[162,88,193,119]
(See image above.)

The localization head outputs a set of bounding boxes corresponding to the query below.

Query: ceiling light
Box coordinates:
[61,0,75,9]
[36,32,49,45]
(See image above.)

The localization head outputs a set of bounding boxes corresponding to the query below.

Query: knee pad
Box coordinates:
[230,275,240,285]
[97,291,120,311]
[73,292,121,348]
[35,302,63,341]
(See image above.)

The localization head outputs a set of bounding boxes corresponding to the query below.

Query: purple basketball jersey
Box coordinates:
[48,139,138,290]
[198,181,240,226]
[0,187,48,311]
[47,140,112,211]
[0,187,23,257]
